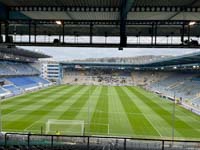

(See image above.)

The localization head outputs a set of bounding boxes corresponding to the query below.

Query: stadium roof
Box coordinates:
[1,0,200,48]
[61,52,200,69]
[142,52,200,67]
[61,62,135,69]
[0,44,50,58]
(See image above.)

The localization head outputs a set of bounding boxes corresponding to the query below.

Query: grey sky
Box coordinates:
[20,46,200,61]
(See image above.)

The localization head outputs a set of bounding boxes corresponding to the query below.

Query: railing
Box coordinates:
[0,133,200,150]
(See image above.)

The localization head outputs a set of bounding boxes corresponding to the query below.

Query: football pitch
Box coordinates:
[1,85,200,140]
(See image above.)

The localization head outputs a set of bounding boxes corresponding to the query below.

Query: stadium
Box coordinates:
[0,0,200,150]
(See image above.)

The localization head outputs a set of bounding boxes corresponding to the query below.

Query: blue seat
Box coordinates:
[28,76,49,84]
[6,76,50,90]
[3,85,22,95]
[0,88,6,94]
[7,77,38,89]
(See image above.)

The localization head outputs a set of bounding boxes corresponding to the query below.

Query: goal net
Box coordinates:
[46,119,84,135]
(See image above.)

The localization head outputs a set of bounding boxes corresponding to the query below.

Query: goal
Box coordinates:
[46,119,84,135]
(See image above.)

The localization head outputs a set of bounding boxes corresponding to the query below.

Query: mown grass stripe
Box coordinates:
[90,86,109,135]
[129,87,200,138]
[174,106,200,124]
[108,86,134,136]
[115,86,159,137]
[139,87,200,124]
[58,86,96,120]
[123,86,178,138]
[77,86,102,135]
[2,85,68,115]
[2,85,62,104]
[3,85,84,130]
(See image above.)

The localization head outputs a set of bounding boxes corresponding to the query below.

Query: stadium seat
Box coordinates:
[0,88,6,95]
[0,61,39,76]
[3,85,22,95]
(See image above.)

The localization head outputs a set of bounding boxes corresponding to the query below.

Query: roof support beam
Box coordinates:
[9,6,200,12]
[168,12,180,20]
[12,42,200,48]
[0,23,1,35]
[9,11,30,20]
[0,2,9,20]
[0,3,30,20]
[0,3,10,43]
[189,0,199,6]
[7,19,199,26]
[168,0,199,20]
[120,0,135,48]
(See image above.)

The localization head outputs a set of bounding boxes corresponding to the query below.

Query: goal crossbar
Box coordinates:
[47,119,84,124]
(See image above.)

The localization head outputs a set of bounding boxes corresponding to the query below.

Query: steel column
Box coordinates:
[90,24,93,44]
[181,24,185,44]
[28,21,31,43]
[62,21,65,43]
[34,23,36,43]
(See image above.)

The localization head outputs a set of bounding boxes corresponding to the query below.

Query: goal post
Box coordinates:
[46,119,84,135]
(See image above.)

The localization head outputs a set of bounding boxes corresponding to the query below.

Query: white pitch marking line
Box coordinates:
[24,121,43,131]
[142,113,163,138]
[2,109,23,118]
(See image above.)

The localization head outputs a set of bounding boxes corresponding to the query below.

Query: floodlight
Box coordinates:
[56,21,62,25]
[189,21,196,26]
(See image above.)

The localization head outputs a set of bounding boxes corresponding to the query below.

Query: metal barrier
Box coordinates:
[1,133,200,150]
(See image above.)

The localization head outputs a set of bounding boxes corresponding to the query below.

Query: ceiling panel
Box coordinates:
[127,12,176,20]
[172,12,200,20]
[21,11,72,20]
[1,0,195,7]
[133,0,193,7]
[68,12,119,20]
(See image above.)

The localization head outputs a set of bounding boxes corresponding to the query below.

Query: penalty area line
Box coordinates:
[24,121,43,132]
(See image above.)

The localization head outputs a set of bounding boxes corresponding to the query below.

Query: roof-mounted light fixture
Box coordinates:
[56,21,62,25]
[189,21,196,26]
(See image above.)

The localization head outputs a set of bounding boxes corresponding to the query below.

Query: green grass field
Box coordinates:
[1,85,200,140]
